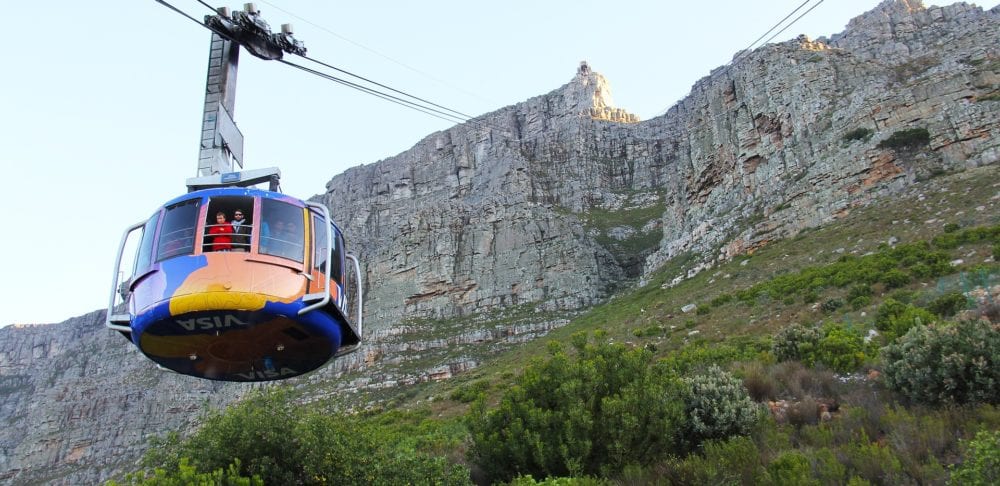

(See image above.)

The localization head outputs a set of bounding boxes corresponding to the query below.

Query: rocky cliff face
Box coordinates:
[0,312,249,484]
[2,1,998,483]
[323,0,999,325]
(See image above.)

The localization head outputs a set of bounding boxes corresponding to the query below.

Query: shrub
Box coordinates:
[768,361,840,401]
[664,436,766,485]
[850,295,873,310]
[848,284,873,300]
[773,325,822,364]
[810,448,847,485]
[842,127,874,143]
[877,128,930,151]
[786,396,820,428]
[949,430,1000,485]
[711,293,734,307]
[943,223,961,233]
[633,325,665,337]
[450,380,491,403]
[740,362,778,402]
[881,320,1000,405]
[765,451,817,485]
[821,298,845,313]
[881,269,911,289]
[507,476,611,485]
[875,299,937,341]
[679,365,762,452]
[113,458,262,486]
[815,325,868,373]
[467,333,684,482]
[927,292,970,318]
[843,432,906,485]
[134,389,469,485]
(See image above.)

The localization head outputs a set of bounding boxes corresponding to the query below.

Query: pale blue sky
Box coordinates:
[1,0,900,325]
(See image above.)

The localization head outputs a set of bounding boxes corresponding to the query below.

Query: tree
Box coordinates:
[467,332,684,483]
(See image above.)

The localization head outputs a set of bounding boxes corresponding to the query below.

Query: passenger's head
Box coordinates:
[233,209,245,221]
[215,211,227,223]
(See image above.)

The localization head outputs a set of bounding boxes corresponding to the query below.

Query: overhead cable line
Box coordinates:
[759,0,826,47]
[277,59,470,126]
[735,0,814,62]
[255,0,497,106]
[298,54,477,120]
[156,1,509,131]
[651,0,826,117]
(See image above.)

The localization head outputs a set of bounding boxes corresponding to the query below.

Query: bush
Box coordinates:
[949,430,1000,485]
[815,325,868,373]
[134,388,470,485]
[821,298,845,313]
[881,320,1000,405]
[467,333,684,482]
[850,295,873,310]
[507,476,611,485]
[881,269,911,289]
[679,365,762,452]
[875,299,937,341]
[877,128,930,151]
[927,292,970,318]
[765,451,817,485]
[773,325,822,364]
[842,127,874,143]
[451,380,491,403]
[843,432,906,484]
[711,293,734,307]
[664,436,766,485]
[740,362,778,402]
[112,458,261,485]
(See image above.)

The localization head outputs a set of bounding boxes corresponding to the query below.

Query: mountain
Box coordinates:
[2,0,998,483]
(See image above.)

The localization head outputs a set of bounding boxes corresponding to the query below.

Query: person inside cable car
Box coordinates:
[231,208,251,252]
[207,210,233,251]
[281,219,303,260]
[260,219,281,254]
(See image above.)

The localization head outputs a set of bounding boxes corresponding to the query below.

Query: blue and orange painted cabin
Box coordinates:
[107,187,362,382]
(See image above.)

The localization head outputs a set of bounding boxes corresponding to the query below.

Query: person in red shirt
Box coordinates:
[208,211,233,251]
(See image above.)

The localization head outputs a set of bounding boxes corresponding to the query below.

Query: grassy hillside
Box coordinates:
[117,165,1000,485]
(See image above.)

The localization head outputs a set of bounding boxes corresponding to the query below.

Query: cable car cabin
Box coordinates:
[107,187,363,382]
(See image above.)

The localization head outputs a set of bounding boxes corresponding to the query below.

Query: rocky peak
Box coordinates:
[520,60,639,125]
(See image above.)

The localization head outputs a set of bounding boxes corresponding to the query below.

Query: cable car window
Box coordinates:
[156,199,200,261]
[134,212,160,274]
[204,196,254,252]
[260,199,305,262]
[312,214,328,273]
[332,227,345,284]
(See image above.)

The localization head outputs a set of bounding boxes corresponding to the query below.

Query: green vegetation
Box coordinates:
[118,168,1000,485]
[467,333,685,482]
[950,430,1000,485]
[977,91,1000,102]
[882,320,1000,405]
[877,127,931,151]
[128,388,469,485]
[842,127,874,143]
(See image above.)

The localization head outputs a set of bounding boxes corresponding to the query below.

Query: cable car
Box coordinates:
[106,181,362,382]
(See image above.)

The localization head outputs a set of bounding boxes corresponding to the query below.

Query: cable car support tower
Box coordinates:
[186,3,306,192]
